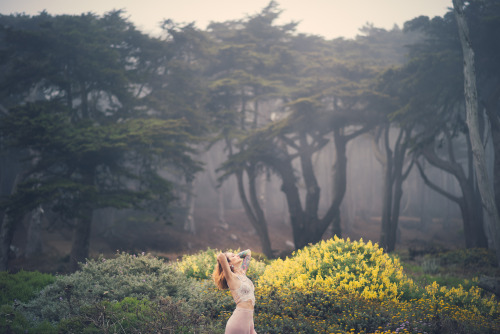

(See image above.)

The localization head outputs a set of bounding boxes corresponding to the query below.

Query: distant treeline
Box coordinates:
[0,1,499,270]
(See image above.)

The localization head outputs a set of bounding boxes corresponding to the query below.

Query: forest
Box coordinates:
[0,1,499,333]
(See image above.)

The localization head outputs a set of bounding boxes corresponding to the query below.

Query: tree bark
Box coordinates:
[453,0,500,263]
[322,128,348,239]
[271,149,308,249]
[235,168,273,258]
[484,88,500,218]
[205,146,227,228]
[0,215,15,271]
[417,143,488,248]
[25,205,44,258]
[377,126,413,252]
[272,126,364,250]
[0,172,24,271]
[379,126,394,251]
[69,212,93,272]
[69,169,95,272]
[183,179,197,234]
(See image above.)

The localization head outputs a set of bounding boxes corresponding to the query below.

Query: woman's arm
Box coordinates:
[238,249,252,273]
[217,252,234,279]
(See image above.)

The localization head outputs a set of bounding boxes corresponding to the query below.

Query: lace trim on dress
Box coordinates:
[231,274,255,306]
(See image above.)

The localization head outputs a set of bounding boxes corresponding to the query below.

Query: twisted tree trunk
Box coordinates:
[453,0,500,264]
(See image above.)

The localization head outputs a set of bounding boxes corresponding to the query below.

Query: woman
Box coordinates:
[213,249,257,334]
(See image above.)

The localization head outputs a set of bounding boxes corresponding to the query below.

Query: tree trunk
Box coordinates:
[69,212,93,272]
[183,179,197,234]
[206,146,227,228]
[25,205,44,258]
[378,126,413,252]
[380,127,394,251]
[0,215,15,271]
[217,186,227,229]
[0,172,24,271]
[235,169,273,258]
[453,0,500,264]
[272,153,308,249]
[323,128,348,240]
[273,128,351,249]
[458,190,487,248]
[69,169,95,272]
[417,143,488,248]
[484,88,500,217]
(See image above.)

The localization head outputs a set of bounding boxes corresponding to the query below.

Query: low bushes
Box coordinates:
[0,270,54,305]
[17,252,193,324]
[1,239,499,333]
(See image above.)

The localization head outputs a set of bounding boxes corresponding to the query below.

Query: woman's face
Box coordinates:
[225,252,242,266]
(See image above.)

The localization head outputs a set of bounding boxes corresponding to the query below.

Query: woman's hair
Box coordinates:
[212,254,233,290]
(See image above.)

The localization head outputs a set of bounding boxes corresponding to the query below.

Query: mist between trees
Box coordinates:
[0,0,499,272]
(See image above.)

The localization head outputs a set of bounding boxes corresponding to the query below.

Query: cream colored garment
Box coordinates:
[230,274,256,306]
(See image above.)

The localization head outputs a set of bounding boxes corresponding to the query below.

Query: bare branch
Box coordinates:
[345,124,372,142]
[370,128,386,166]
[416,159,460,203]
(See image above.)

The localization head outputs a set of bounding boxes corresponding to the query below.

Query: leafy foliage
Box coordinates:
[16,252,192,323]
[0,101,201,221]
[56,296,221,334]
[0,242,498,333]
[0,270,54,305]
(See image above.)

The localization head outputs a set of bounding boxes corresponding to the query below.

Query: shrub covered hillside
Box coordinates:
[0,238,499,333]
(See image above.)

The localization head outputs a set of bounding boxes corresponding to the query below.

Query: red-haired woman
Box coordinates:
[213,249,257,334]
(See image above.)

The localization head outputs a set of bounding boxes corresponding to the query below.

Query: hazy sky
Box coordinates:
[0,0,452,39]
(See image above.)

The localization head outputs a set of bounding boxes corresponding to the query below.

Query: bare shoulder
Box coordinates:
[226,272,240,289]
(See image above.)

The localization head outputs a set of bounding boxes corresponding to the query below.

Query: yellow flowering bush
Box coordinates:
[258,236,415,301]
[423,281,499,318]
[252,237,500,333]
[175,248,266,281]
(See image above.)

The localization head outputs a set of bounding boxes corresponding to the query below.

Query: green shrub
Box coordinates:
[438,248,498,268]
[0,304,57,334]
[0,270,55,305]
[186,279,233,320]
[57,297,223,334]
[17,252,192,324]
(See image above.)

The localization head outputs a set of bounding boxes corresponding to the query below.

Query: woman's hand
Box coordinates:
[237,249,251,258]
[240,249,252,273]
[217,252,226,262]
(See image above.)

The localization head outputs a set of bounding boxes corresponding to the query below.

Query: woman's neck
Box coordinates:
[233,267,244,275]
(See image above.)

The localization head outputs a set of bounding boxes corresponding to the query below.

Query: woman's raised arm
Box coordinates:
[217,252,233,278]
[238,249,252,273]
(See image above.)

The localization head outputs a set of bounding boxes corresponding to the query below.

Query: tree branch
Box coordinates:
[345,124,373,142]
[370,128,386,166]
[416,159,460,203]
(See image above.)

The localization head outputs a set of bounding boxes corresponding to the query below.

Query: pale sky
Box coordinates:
[0,0,452,39]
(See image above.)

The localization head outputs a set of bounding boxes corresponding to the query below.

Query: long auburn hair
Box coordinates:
[212,255,234,290]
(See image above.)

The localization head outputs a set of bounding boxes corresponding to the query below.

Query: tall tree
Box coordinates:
[400,13,488,248]
[452,0,500,264]
[0,12,201,271]
[371,124,414,252]
[206,1,298,257]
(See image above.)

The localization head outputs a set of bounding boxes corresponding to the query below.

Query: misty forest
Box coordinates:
[1,1,500,333]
